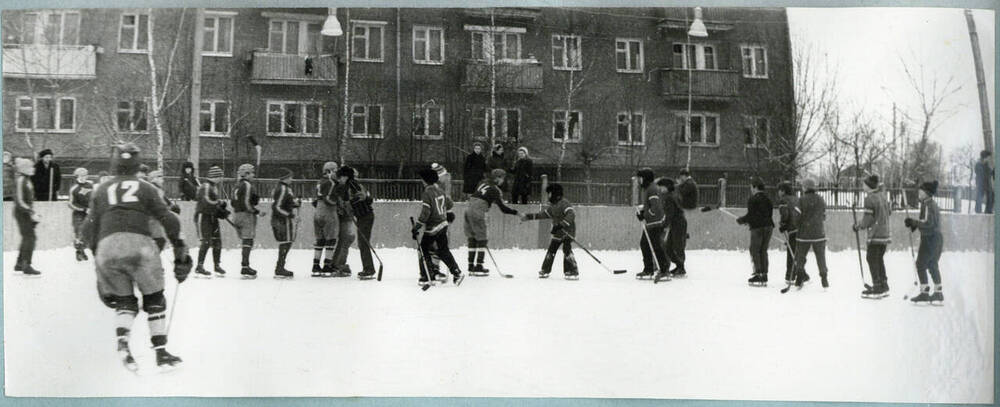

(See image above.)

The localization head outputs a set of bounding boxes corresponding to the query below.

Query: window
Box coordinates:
[413,26,444,64]
[116,100,148,132]
[15,96,75,132]
[470,30,522,62]
[352,21,385,62]
[267,101,321,137]
[268,19,323,55]
[744,116,770,147]
[552,110,582,142]
[20,10,80,45]
[203,12,234,56]
[200,100,230,136]
[473,107,520,141]
[552,35,582,70]
[350,104,383,138]
[118,13,149,52]
[741,45,768,78]
[413,104,444,139]
[617,112,645,145]
[672,43,716,70]
[676,112,719,146]
[615,39,643,73]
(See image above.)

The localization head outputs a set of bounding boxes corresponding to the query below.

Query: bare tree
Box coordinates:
[898,56,963,183]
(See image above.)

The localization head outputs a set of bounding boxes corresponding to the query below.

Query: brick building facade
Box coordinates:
[2,7,793,182]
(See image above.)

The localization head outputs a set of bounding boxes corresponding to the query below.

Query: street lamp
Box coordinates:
[322,8,348,163]
[685,7,707,172]
[688,7,708,38]
[322,8,343,36]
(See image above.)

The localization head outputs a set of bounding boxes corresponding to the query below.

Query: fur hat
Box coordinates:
[277,168,294,183]
[920,180,939,196]
[864,174,880,190]
[206,165,224,180]
[800,178,817,191]
[112,143,142,176]
[431,163,447,175]
[237,163,255,178]
[14,157,33,174]
[472,141,483,149]
[656,177,676,192]
[636,167,655,186]
[545,183,564,197]
[322,161,338,174]
[418,167,439,184]
[38,149,53,159]
[336,165,355,179]
[73,167,89,178]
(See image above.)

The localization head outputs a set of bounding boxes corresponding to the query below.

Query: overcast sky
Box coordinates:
[787,7,995,163]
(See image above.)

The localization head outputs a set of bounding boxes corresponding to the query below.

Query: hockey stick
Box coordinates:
[353,216,384,281]
[166,284,181,335]
[410,217,432,291]
[718,207,787,245]
[901,189,921,301]
[483,246,513,278]
[566,233,627,274]
[849,203,869,288]
[639,221,669,283]
[779,230,798,294]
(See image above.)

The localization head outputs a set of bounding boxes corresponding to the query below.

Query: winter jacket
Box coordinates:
[640,184,666,231]
[195,181,221,215]
[180,162,199,201]
[777,195,800,234]
[975,160,994,190]
[32,161,61,201]
[468,179,518,216]
[737,191,774,229]
[678,178,699,209]
[857,186,891,244]
[463,153,487,194]
[487,152,507,172]
[660,190,686,228]
[915,197,942,237]
[271,182,300,220]
[796,191,827,242]
[524,197,576,240]
[3,162,14,200]
[346,179,374,218]
[510,157,534,195]
[417,184,453,236]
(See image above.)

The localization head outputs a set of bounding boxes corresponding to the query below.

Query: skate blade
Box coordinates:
[563,276,579,281]
[654,277,671,283]
[15,272,42,278]
[748,283,768,287]
[635,276,653,280]
[670,274,687,279]
[240,275,257,280]
[273,275,293,280]
[194,274,212,279]
[539,274,550,279]
[930,301,944,306]
[157,363,182,374]
[469,272,488,277]
[358,276,376,280]
[454,275,465,286]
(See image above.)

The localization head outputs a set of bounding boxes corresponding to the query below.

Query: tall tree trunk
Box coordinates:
[145,9,166,170]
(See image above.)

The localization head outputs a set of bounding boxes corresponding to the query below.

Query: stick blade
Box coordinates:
[613,269,627,274]
[503,274,514,279]
[376,264,384,282]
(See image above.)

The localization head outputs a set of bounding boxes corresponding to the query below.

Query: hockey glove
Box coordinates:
[636,211,644,221]
[446,212,455,223]
[30,213,41,223]
[411,224,421,240]
[311,199,318,208]
[778,225,787,233]
[903,218,915,229]
[172,243,192,283]
[851,224,860,232]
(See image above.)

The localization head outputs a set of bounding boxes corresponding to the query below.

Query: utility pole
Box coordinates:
[189,8,205,174]
[340,8,351,165]
[965,9,993,153]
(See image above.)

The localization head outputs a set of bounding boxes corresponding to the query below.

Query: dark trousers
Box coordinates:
[512,192,529,204]
[975,186,994,214]
[916,233,943,285]
[15,210,36,266]
[664,220,688,270]
[783,232,798,282]
[71,210,87,245]
[794,240,828,278]
[640,227,669,272]
[355,214,375,272]
[419,230,460,278]
[866,243,888,289]
[541,237,577,273]
[749,226,772,275]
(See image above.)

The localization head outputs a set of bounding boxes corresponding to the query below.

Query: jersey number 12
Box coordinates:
[107,181,140,205]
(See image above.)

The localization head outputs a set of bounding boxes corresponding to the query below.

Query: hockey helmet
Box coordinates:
[73,167,89,178]
[112,143,142,176]
[237,163,255,178]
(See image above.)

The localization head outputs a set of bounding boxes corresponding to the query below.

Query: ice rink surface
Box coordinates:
[3,247,994,402]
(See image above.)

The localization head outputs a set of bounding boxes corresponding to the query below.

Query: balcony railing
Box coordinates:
[250,51,337,86]
[659,68,739,101]
[2,44,98,80]
[462,60,543,94]
[463,8,542,20]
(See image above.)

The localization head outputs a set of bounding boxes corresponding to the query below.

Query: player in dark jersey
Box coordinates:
[232,163,261,279]
[520,184,578,279]
[68,167,94,261]
[194,165,228,277]
[13,157,41,275]
[271,168,301,279]
[81,143,192,372]
[330,166,358,277]
[411,168,463,286]
[464,168,519,276]
[312,162,340,277]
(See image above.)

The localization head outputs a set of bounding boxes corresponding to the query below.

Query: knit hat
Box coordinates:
[277,168,294,183]
[322,161,338,174]
[206,165,224,180]
[431,163,447,175]
[112,143,142,175]
[919,180,939,196]
[490,168,506,179]
[237,163,254,178]
[14,157,33,174]
[73,167,89,178]
[656,177,676,192]
[472,141,483,149]
[38,149,53,159]
[545,183,563,197]
[636,167,655,187]
[864,174,880,190]
[418,168,439,184]
[517,146,529,157]
[800,178,817,191]
[336,165,355,179]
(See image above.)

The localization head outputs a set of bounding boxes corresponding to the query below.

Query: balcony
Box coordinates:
[462,60,543,94]
[2,44,98,80]
[658,69,739,102]
[463,8,542,21]
[250,51,337,86]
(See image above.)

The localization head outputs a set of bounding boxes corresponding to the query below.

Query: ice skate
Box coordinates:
[213,265,226,277]
[653,270,671,283]
[564,269,579,281]
[635,269,654,280]
[452,271,465,286]
[358,269,376,280]
[311,264,324,278]
[538,270,551,279]
[334,264,352,278]
[669,267,687,278]
[240,266,258,279]
[748,273,767,287]
[469,264,489,277]
[861,286,877,299]
[433,270,448,283]
[117,339,138,373]
[155,348,183,372]
[321,262,337,277]
[795,272,810,289]
[820,273,829,289]
[194,266,212,279]
[930,286,944,306]
[75,250,88,262]
[274,268,294,279]
[910,285,931,305]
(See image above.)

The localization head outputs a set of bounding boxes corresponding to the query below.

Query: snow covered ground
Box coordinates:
[3,247,994,403]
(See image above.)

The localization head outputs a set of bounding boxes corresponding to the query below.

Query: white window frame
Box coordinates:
[351,20,387,63]
[676,111,721,147]
[615,38,643,73]
[15,95,76,133]
[673,42,717,70]
[267,18,323,55]
[552,34,582,71]
[117,12,149,53]
[552,109,582,143]
[202,11,236,57]
[474,107,521,141]
[266,100,322,138]
[413,104,445,140]
[350,104,384,139]
[115,99,149,133]
[199,99,231,137]
[412,25,445,65]
[20,10,81,46]
[617,111,645,146]
[740,44,768,79]
[743,115,770,147]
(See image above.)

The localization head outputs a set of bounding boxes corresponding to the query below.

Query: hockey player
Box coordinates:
[793,178,829,289]
[635,168,669,282]
[68,167,94,261]
[520,183,578,279]
[312,162,340,277]
[13,157,41,275]
[432,163,453,198]
[146,169,181,252]
[232,163,262,279]
[341,166,377,280]
[194,165,228,277]
[736,177,774,287]
[854,175,892,299]
[82,143,192,371]
[465,168,519,276]
[657,177,687,278]
[97,170,112,185]
[904,180,944,305]
[776,181,800,287]
[272,168,301,279]
[411,168,463,287]
[330,166,358,277]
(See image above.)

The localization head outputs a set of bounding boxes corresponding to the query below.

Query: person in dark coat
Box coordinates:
[510,146,534,204]
[657,177,688,277]
[635,168,670,282]
[487,143,507,171]
[3,151,14,201]
[462,142,487,195]
[776,181,800,287]
[974,150,993,214]
[180,161,200,201]
[32,149,61,201]
[677,169,699,210]
[793,178,829,289]
[736,177,774,286]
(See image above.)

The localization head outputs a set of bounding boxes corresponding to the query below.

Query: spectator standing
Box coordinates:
[463,142,487,196]
[180,161,200,201]
[510,147,534,204]
[974,150,994,214]
[3,151,14,201]
[32,149,61,201]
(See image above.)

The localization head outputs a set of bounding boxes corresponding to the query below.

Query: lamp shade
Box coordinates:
[688,7,708,37]
[321,9,342,36]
